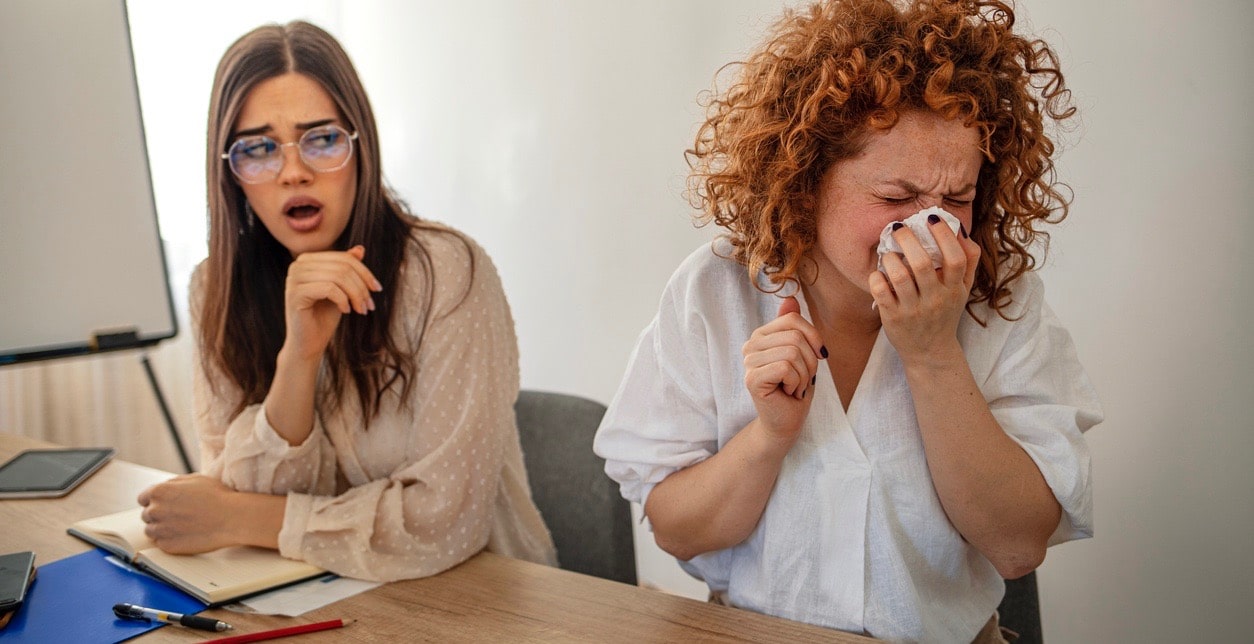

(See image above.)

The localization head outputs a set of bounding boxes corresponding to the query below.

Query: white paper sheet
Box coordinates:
[225,574,381,617]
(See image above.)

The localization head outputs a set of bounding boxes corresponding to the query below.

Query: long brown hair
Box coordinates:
[686,0,1075,317]
[202,21,439,421]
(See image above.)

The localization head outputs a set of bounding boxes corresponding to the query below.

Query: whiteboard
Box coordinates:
[0,0,176,364]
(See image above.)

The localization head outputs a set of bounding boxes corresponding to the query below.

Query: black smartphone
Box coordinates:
[0,551,35,612]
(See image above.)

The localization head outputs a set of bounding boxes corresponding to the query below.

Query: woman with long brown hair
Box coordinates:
[595,1,1101,641]
[137,21,555,581]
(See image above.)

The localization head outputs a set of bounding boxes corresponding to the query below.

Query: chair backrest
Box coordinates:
[998,571,1043,643]
[514,390,637,585]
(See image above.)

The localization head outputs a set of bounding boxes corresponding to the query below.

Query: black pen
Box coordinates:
[113,602,233,632]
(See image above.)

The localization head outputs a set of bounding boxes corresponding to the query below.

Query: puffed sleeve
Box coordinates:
[189,263,336,496]
[980,273,1103,545]
[593,251,723,513]
[276,232,521,581]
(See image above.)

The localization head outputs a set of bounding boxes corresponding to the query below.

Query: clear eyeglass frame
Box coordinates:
[221,124,359,184]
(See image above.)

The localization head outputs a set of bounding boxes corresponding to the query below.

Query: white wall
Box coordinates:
[1017,2,1254,641]
[48,1,1254,641]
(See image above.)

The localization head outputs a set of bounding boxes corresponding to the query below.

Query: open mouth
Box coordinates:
[280,197,325,232]
[285,204,321,218]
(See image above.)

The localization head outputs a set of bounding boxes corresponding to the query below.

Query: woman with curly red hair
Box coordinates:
[595,1,1101,641]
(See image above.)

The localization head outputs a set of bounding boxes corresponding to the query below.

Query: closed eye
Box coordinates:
[944,197,974,206]
[881,196,914,205]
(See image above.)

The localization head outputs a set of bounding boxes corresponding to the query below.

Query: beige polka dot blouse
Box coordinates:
[189,223,556,581]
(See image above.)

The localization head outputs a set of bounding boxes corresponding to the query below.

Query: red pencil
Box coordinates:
[204,618,353,643]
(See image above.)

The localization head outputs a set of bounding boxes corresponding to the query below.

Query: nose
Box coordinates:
[276,143,313,186]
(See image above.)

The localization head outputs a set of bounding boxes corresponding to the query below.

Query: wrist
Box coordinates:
[900,339,968,378]
[276,344,323,373]
[231,491,285,549]
[744,418,798,462]
[275,345,326,385]
[218,488,248,547]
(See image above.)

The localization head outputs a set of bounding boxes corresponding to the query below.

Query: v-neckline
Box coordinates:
[844,330,886,421]
[794,290,885,417]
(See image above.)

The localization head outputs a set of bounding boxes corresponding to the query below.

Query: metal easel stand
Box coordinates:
[139,352,193,474]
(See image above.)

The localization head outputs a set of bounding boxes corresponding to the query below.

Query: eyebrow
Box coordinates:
[883,179,977,195]
[231,118,338,139]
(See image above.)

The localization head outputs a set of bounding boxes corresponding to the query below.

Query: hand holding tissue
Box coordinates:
[875,206,962,274]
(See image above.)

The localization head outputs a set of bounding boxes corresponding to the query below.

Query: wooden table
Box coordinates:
[0,433,875,642]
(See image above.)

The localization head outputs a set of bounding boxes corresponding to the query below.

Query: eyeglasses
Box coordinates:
[221,124,358,184]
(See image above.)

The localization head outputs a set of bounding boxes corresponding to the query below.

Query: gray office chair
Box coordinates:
[998,571,1042,643]
[514,390,637,585]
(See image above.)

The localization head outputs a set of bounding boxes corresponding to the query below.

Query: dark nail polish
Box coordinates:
[820,345,829,359]
[960,223,969,239]
[891,222,904,231]
[811,374,817,385]
[927,214,941,225]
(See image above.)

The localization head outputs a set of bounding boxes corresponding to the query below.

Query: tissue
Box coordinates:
[875,206,962,274]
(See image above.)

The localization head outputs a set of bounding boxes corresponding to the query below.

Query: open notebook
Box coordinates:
[67,507,324,605]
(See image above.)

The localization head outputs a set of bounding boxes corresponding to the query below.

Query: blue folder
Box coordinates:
[0,549,206,643]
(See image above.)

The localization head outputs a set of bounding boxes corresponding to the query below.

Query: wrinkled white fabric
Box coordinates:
[594,240,1101,642]
[191,224,556,582]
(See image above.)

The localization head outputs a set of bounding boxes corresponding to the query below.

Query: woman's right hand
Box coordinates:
[741,297,825,447]
[282,245,382,361]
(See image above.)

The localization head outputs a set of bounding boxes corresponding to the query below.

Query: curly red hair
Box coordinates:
[687,0,1074,316]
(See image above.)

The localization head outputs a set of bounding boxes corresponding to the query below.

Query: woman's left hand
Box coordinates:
[869,217,981,363]
[137,475,238,554]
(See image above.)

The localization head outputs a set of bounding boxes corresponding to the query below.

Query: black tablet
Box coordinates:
[0,448,114,499]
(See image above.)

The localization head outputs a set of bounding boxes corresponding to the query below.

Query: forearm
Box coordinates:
[263,347,321,446]
[140,475,287,554]
[226,490,287,550]
[904,343,1060,578]
[644,419,792,561]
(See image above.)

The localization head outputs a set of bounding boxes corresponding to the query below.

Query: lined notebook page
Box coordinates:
[69,507,154,556]
[70,506,324,603]
[140,546,323,602]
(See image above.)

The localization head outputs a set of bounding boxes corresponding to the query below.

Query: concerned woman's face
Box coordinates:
[230,72,359,257]
[808,109,983,303]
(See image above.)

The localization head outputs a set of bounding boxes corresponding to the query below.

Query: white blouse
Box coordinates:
[594,241,1101,642]
[191,224,556,582]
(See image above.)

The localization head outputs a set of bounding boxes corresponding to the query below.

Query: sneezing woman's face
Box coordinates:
[808,110,983,299]
[229,72,358,257]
